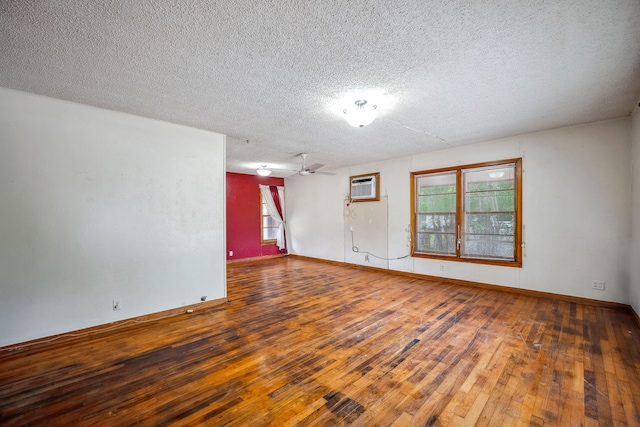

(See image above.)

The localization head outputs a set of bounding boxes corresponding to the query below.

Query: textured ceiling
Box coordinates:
[2,1,640,177]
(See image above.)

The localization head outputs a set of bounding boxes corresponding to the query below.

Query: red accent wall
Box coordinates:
[226,172,285,261]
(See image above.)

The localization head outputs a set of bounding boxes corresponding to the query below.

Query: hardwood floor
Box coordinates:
[2,256,640,426]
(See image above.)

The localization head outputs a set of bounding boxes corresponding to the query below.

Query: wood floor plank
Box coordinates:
[1,256,640,426]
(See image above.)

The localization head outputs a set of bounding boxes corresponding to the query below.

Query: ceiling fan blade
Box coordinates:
[312,171,337,175]
[307,163,324,172]
[270,167,301,172]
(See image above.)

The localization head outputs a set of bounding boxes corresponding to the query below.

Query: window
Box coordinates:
[411,158,522,267]
[261,194,279,244]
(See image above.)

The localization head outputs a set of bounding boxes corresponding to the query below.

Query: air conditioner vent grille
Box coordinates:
[350,174,377,200]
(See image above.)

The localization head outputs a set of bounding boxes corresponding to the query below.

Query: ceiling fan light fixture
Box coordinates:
[256,165,272,176]
[343,99,377,128]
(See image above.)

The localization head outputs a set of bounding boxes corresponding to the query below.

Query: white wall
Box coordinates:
[344,197,389,269]
[631,104,640,315]
[287,173,345,262]
[0,89,226,347]
[286,118,632,304]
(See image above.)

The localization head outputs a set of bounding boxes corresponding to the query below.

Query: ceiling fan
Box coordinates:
[289,153,336,176]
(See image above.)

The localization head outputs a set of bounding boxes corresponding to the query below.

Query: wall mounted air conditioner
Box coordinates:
[350,173,380,201]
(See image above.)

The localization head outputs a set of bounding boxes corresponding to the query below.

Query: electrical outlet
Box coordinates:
[592,280,605,291]
[113,300,121,311]
[440,264,445,271]
[229,250,234,256]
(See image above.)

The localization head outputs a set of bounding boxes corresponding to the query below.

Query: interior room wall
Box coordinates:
[286,173,345,262]
[630,104,640,316]
[286,118,632,304]
[344,197,389,269]
[226,172,284,260]
[0,89,226,347]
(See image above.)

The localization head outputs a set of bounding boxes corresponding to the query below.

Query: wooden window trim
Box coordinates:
[410,158,522,268]
[260,193,277,245]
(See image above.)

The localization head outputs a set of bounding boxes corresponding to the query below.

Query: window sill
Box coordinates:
[411,252,522,268]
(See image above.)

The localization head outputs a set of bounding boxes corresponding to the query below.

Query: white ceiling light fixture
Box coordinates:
[256,165,272,176]
[343,100,377,128]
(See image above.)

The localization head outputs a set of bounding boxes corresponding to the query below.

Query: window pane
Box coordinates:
[462,164,515,260]
[416,232,456,255]
[263,216,278,228]
[263,227,278,240]
[417,213,456,233]
[416,172,457,214]
[464,165,515,188]
[464,213,514,235]
[415,172,457,255]
[260,194,278,243]
[462,234,514,259]
[465,189,514,212]
[417,194,456,213]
